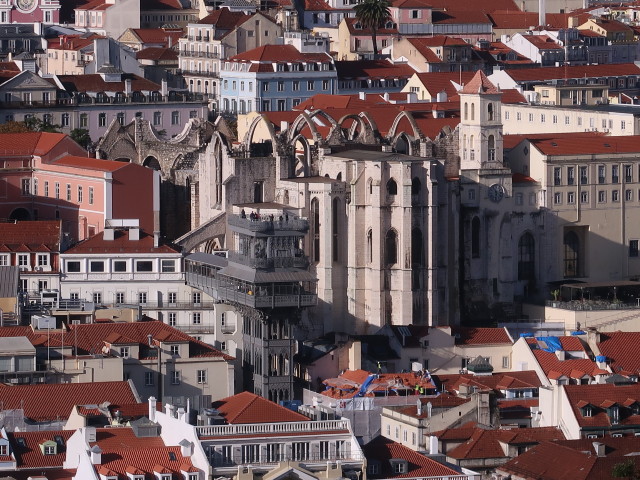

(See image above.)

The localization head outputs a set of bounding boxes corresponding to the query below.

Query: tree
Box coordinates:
[70,128,92,149]
[0,118,61,134]
[0,121,32,134]
[613,459,639,479]
[353,0,392,58]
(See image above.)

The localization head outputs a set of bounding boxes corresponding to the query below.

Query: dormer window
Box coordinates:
[390,459,408,474]
[385,21,394,29]
[0,443,8,456]
[583,405,593,417]
[354,22,362,29]
[610,406,620,424]
[40,440,57,455]
[368,461,380,475]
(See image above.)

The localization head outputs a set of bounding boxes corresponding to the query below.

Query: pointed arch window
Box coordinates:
[464,102,468,120]
[367,229,373,263]
[387,178,398,196]
[471,102,475,121]
[471,217,480,258]
[332,197,340,262]
[385,230,398,265]
[518,233,535,280]
[311,198,320,263]
[488,135,496,162]
[488,102,494,121]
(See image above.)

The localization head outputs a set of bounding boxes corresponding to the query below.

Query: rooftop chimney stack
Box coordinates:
[539,0,546,27]
[148,396,156,422]
[90,445,102,464]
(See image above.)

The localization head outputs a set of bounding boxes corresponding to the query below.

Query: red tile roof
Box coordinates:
[598,332,640,375]
[426,0,518,11]
[431,9,491,25]
[363,436,461,479]
[197,9,252,29]
[54,155,130,172]
[344,17,398,35]
[529,134,640,156]
[47,34,103,51]
[499,437,640,480]
[563,383,640,428]
[57,73,161,93]
[136,47,179,61]
[532,349,604,379]
[414,71,476,97]
[0,221,61,252]
[334,60,416,80]
[130,28,184,47]
[304,0,335,10]
[212,391,309,424]
[451,327,512,345]
[9,430,73,469]
[460,70,500,94]
[0,132,69,157]
[504,62,640,82]
[229,44,332,64]
[488,10,578,29]
[586,17,634,33]
[0,381,137,422]
[88,428,196,478]
[64,229,178,254]
[522,34,563,50]
[323,370,437,399]
[446,428,509,460]
[393,394,470,418]
[436,371,542,393]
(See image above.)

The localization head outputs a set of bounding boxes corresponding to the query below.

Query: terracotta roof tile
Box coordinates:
[0,132,69,157]
[130,28,184,46]
[323,370,437,399]
[9,430,73,469]
[136,47,178,61]
[451,327,512,345]
[488,10,577,29]
[414,71,476,97]
[426,0,518,11]
[436,371,542,393]
[212,391,309,424]
[0,221,61,252]
[522,34,563,50]
[64,229,178,254]
[564,383,640,428]
[505,62,640,82]
[529,134,640,156]
[198,9,252,29]
[598,332,640,375]
[460,70,500,94]
[229,44,332,64]
[54,155,130,172]
[334,60,416,80]
[363,436,461,478]
[0,381,137,421]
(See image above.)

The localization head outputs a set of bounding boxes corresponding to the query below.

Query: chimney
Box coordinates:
[180,439,193,457]
[429,435,438,454]
[153,231,160,248]
[90,445,102,464]
[84,426,97,443]
[161,78,168,98]
[359,92,366,100]
[281,120,289,131]
[416,399,422,416]
[177,407,186,422]
[103,228,114,241]
[165,403,175,417]
[593,442,605,457]
[539,0,545,26]
[128,228,140,241]
[148,396,157,422]
[124,78,132,96]
[383,92,389,101]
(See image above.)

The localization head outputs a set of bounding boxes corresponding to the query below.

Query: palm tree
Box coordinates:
[353,0,392,58]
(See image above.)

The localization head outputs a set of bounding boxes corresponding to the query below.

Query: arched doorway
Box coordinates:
[9,208,30,221]
[143,156,161,171]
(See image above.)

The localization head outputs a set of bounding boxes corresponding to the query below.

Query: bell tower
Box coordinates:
[458,70,504,171]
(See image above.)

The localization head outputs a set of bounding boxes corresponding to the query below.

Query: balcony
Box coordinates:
[179,69,218,78]
[112,301,216,310]
[210,451,363,468]
[0,92,207,109]
[197,419,351,437]
[227,252,309,269]
[179,50,219,59]
[227,215,309,233]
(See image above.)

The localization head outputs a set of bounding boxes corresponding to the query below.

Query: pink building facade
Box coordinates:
[0,132,159,243]
[0,0,60,24]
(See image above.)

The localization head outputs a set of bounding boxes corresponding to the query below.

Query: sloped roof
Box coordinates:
[436,371,542,393]
[363,436,461,479]
[528,134,640,156]
[334,60,416,80]
[229,44,332,64]
[0,221,61,252]
[211,391,309,424]
[460,70,500,94]
[488,10,577,29]
[129,28,184,46]
[323,369,436,399]
[413,71,476,97]
[136,47,178,61]
[0,381,137,421]
[197,8,251,28]
[598,332,640,375]
[522,34,563,50]
[504,62,640,82]
[0,132,69,157]
[563,383,640,428]
[426,0,518,11]
[63,229,177,254]
[451,327,512,345]
[392,394,470,418]
[57,73,161,93]
[47,34,102,51]
[344,17,399,35]
[9,430,73,469]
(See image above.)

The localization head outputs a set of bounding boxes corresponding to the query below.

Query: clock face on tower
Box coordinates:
[15,0,36,12]
[488,183,505,203]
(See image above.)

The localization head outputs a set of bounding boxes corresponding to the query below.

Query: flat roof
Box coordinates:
[0,336,36,354]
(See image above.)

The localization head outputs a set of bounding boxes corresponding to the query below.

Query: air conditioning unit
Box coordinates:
[9,378,19,384]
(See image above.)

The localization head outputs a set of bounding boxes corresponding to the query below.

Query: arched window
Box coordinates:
[564,231,580,277]
[385,230,398,265]
[367,229,373,263]
[387,178,397,195]
[367,177,373,198]
[463,134,467,160]
[411,227,423,290]
[488,102,494,121]
[332,197,340,262]
[471,217,480,258]
[471,102,475,121]
[470,135,475,161]
[518,233,535,280]
[311,198,320,263]
[488,135,496,162]
[464,102,468,120]
[411,177,421,196]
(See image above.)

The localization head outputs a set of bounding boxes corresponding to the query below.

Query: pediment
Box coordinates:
[0,70,55,91]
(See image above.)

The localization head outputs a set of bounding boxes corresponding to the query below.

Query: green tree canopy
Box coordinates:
[353,0,392,58]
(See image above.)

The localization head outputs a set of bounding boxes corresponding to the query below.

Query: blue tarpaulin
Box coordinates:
[357,374,377,397]
[571,331,586,335]
[535,336,563,352]
[596,355,607,363]
[520,333,534,338]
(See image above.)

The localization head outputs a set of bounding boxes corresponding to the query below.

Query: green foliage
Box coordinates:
[353,0,392,57]
[612,459,638,479]
[70,128,92,149]
[0,118,61,134]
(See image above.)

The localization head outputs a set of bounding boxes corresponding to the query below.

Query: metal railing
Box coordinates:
[210,451,364,467]
[197,419,350,437]
[227,252,309,269]
[179,50,218,58]
[227,215,309,233]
